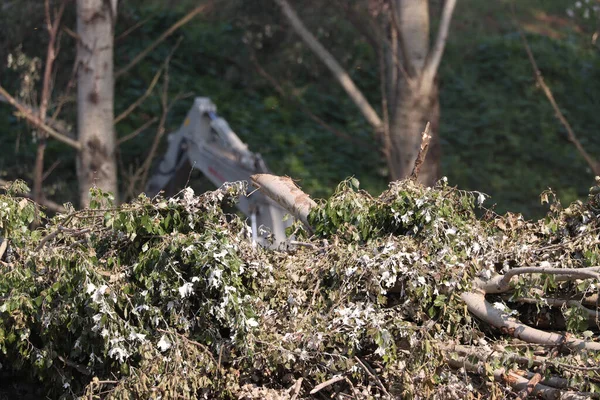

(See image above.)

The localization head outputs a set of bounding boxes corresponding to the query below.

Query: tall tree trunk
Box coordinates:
[76,0,118,207]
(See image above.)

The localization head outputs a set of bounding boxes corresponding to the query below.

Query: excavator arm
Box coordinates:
[146,98,290,246]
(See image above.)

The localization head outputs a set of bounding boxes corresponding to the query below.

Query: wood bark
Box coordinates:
[76,0,118,207]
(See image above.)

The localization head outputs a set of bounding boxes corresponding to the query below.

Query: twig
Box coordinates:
[512,7,600,176]
[42,159,61,182]
[116,15,153,43]
[116,117,158,145]
[35,226,91,251]
[57,354,92,375]
[115,2,213,78]
[156,328,217,365]
[290,377,303,400]
[355,357,392,398]
[309,375,345,394]
[410,122,432,180]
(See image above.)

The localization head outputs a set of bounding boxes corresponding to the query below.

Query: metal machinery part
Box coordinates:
[145,97,291,246]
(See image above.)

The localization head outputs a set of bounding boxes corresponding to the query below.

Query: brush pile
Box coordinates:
[1,175,600,399]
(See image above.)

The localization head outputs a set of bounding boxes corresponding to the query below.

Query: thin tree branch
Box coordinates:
[116,14,153,43]
[0,85,81,150]
[477,266,600,294]
[114,66,163,124]
[116,117,158,145]
[34,0,67,217]
[115,1,213,79]
[421,0,457,90]
[309,375,345,395]
[512,9,600,176]
[275,0,383,130]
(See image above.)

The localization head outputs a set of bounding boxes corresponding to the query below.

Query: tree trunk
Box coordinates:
[76,0,118,207]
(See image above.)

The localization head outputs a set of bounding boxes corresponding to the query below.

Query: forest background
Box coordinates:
[1,0,599,218]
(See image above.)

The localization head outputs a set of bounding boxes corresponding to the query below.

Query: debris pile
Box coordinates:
[1,176,600,399]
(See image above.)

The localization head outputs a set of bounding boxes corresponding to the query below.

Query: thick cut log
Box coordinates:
[250,174,316,230]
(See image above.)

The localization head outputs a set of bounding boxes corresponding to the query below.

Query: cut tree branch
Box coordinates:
[461,291,600,351]
[275,0,383,130]
[250,174,317,230]
[410,122,431,180]
[476,266,600,294]
[0,178,66,213]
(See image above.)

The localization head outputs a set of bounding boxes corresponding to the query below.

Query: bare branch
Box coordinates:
[309,375,345,395]
[251,174,317,230]
[410,122,432,180]
[114,66,163,124]
[513,10,600,176]
[461,291,600,351]
[34,0,67,217]
[116,14,153,43]
[476,266,600,294]
[116,117,158,145]
[421,0,457,90]
[0,85,81,150]
[115,2,213,79]
[275,0,383,130]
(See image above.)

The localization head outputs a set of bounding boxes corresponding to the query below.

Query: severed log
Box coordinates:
[250,174,317,230]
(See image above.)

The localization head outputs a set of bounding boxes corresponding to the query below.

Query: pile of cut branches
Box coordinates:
[1,175,600,399]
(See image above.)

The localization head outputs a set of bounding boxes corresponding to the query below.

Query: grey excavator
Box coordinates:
[145,97,290,247]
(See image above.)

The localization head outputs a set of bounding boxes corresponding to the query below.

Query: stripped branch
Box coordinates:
[476,266,600,294]
[410,122,432,180]
[461,291,600,351]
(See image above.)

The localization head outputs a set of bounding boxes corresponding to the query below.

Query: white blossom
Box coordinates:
[178,282,194,298]
[157,335,172,352]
